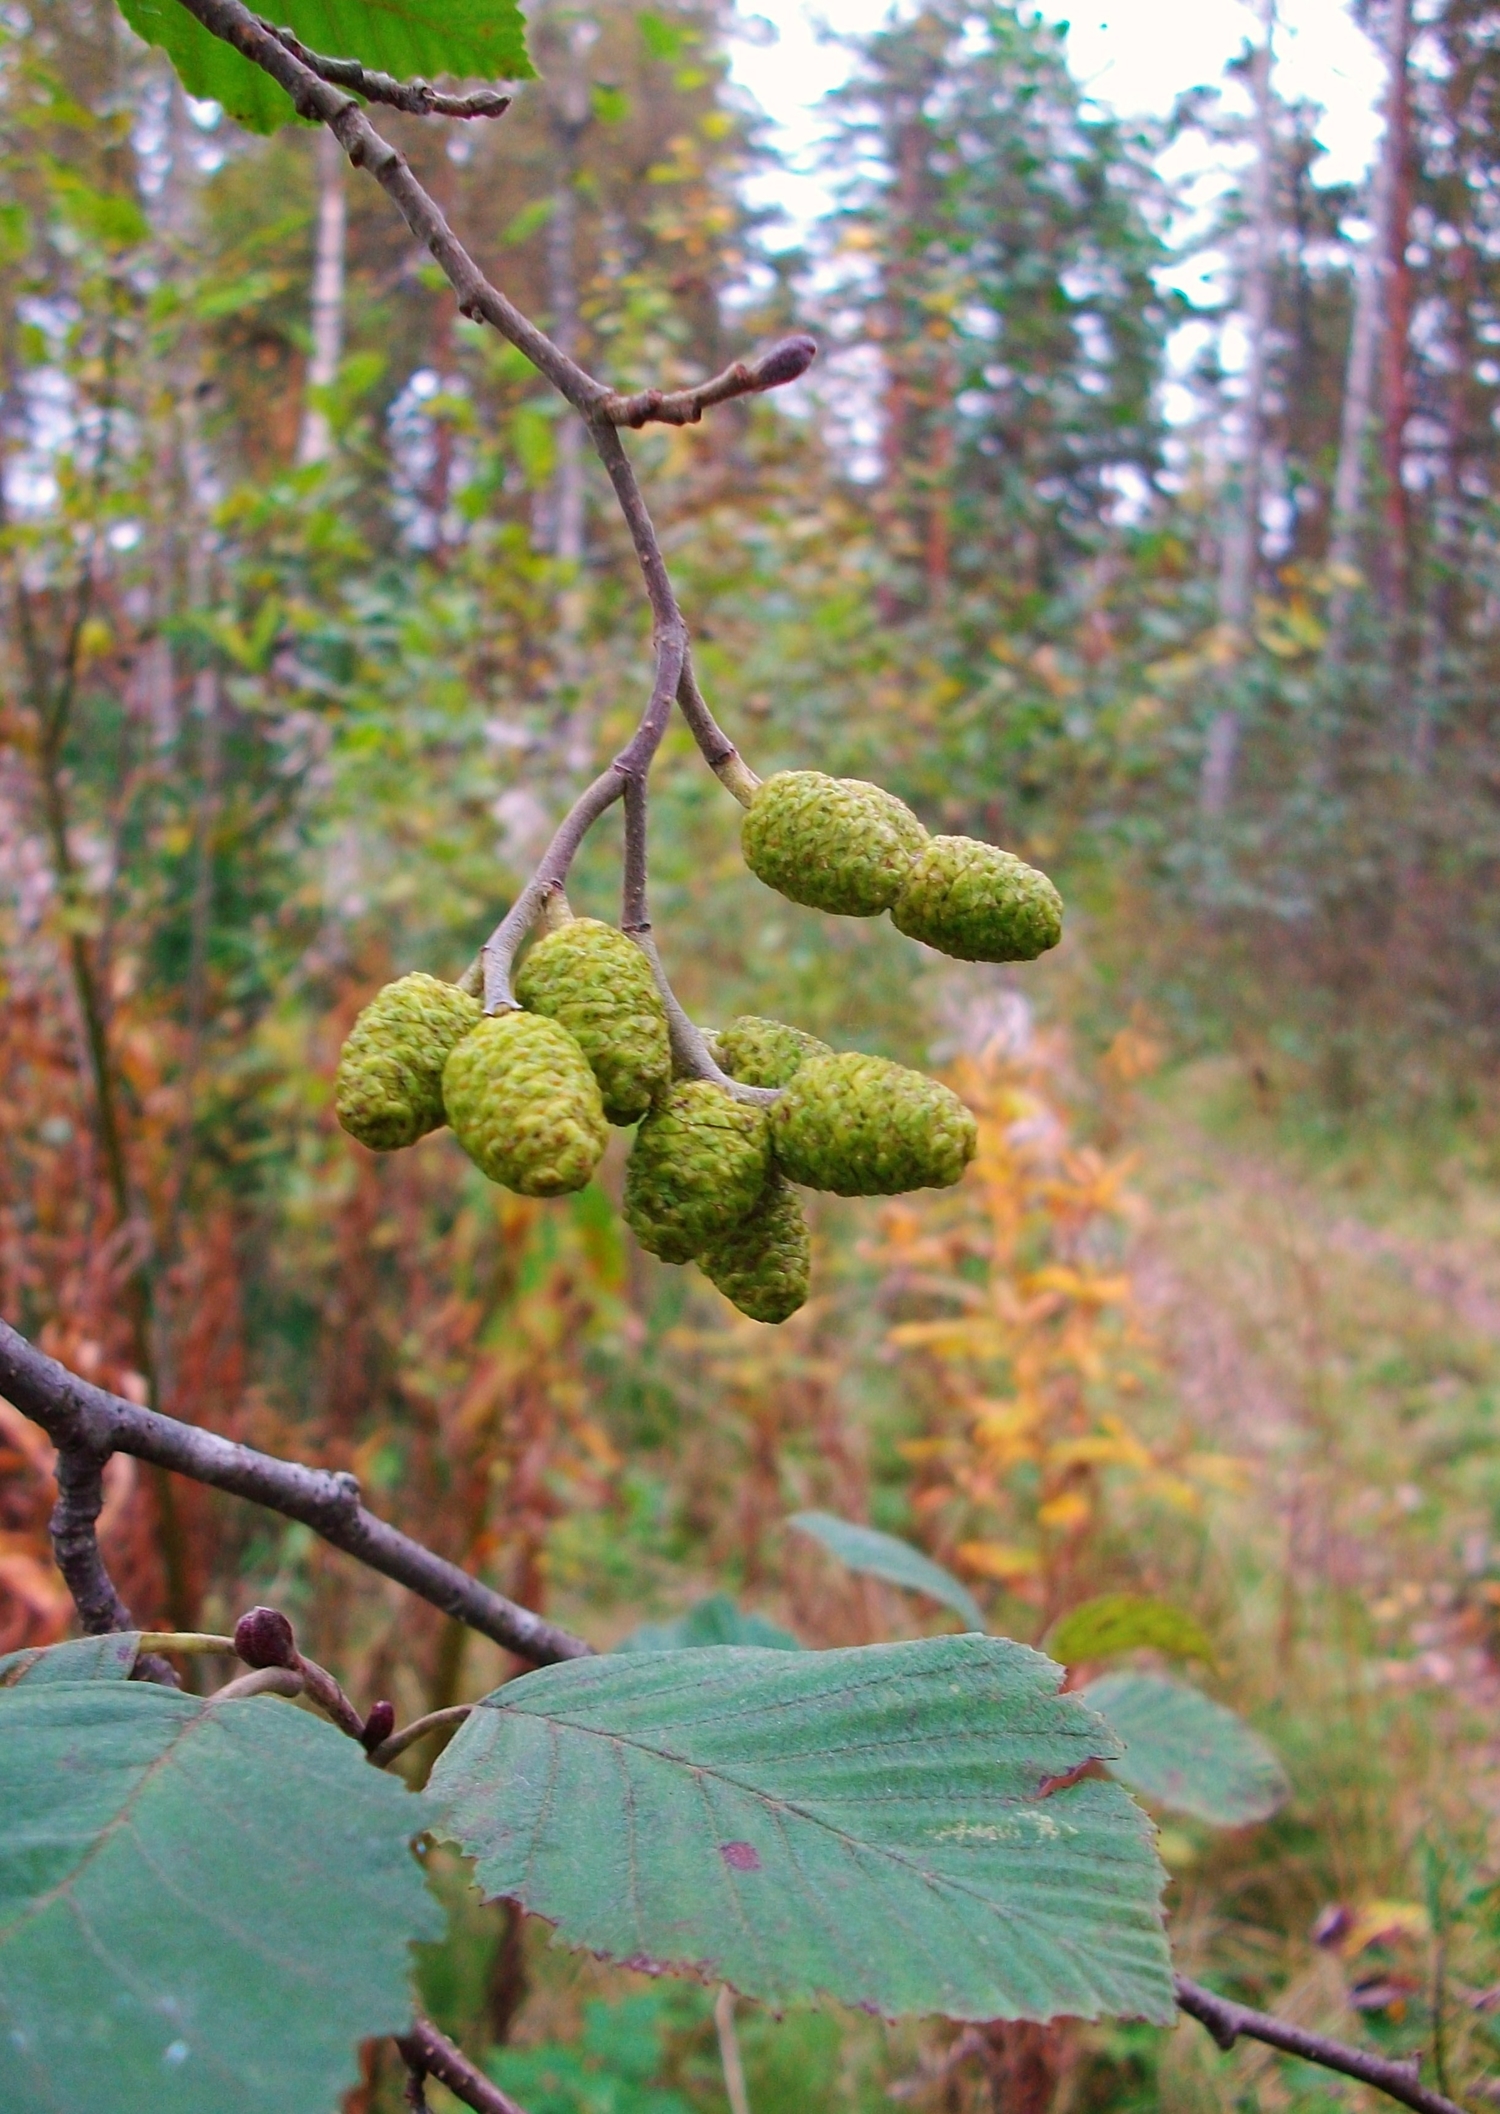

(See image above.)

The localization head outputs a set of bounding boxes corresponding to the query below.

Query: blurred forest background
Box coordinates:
[4,0,1500,2106]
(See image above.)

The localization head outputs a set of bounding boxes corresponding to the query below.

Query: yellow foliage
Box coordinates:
[871,1029,1237,1619]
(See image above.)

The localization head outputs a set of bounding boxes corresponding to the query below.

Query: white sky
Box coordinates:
[731,0,1387,243]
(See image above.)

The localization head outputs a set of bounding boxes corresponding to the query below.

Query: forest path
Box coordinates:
[1127,1057,1500,1753]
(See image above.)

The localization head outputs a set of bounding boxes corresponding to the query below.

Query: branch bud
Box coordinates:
[234,1605,299,1670]
[361,1699,397,1753]
[753,335,817,391]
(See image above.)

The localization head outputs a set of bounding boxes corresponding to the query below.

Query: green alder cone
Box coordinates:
[624,1081,771,1262]
[443,1011,607,1197]
[741,770,929,916]
[715,1015,832,1090]
[699,1175,811,1323]
[336,973,482,1151]
[515,918,672,1125]
[892,836,1063,963]
[772,1052,977,1196]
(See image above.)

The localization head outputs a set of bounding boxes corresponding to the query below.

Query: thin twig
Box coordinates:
[630,926,778,1106]
[395,2017,530,2114]
[258,19,513,118]
[603,333,816,428]
[1175,1975,1469,2114]
[211,1665,305,1703]
[677,653,759,799]
[138,1631,237,1654]
[1,1320,589,1666]
[481,627,686,1008]
[367,1703,472,1769]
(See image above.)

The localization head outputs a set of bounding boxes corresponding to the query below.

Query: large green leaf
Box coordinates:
[117,0,534,136]
[1082,1671,1289,1827]
[615,1595,800,1653]
[787,1511,984,1631]
[1046,1595,1213,1667]
[0,1632,142,1686]
[0,1683,442,2112]
[428,1636,1174,2024]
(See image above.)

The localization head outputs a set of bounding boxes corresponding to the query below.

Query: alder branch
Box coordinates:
[258,19,513,118]
[0,1320,589,1666]
[173,0,772,953]
[396,2016,530,2114]
[1174,1975,1469,2114]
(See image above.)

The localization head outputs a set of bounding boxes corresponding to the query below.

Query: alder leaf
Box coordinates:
[0,1683,442,2112]
[427,1636,1174,2024]
[787,1511,984,1631]
[1045,1594,1214,1667]
[0,1631,142,1685]
[116,0,534,136]
[615,1594,801,1653]
[1082,1670,1290,1827]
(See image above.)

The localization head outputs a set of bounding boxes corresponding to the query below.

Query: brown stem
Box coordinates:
[367,1704,472,1769]
[1,1319,590,1666]
[1174,1976,1468,2114]
[481,626,686,1008]
[395,2018,530,2114]
[256,18,513,118]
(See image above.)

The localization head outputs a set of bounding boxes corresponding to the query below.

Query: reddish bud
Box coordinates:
[361,1700,397,1753]
[754,334,817,390]
[234,1605,298,1670]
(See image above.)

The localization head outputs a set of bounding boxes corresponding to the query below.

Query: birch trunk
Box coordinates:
[296,126,346,467]
[1201,0,1277,818]
[1323,125,1391,665]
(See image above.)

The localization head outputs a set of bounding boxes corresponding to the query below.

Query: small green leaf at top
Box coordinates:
[116,0,534,136]
[614,1594,800,1653]
[0,1682,442,2112]
[1082,1670,1290,1828]
[1046,1594,1214,1667]
[427,1635,1173,2024]
[0,1631,142,1686]
[788,1510,984,1631]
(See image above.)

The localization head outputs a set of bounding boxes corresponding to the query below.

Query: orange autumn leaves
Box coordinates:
[873,1027,1242,1621]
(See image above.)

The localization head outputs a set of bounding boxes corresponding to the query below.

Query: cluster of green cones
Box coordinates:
[334,775,1062,1324]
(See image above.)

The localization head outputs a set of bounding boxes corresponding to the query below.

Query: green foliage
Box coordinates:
[117,0,534,134]
[489,1994,694,2114]
[0,1682,441,2112]
[428,1636,1174,2022]
[1083,1671,1290,1827]
[615,1595,801,1652]
[1046,1596,1214,1667]
[787,1511,984,1630]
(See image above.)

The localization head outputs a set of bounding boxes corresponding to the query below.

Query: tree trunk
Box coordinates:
[1201,0,1277,818]
[296,126,346,467]
[1378,0,1414,687]
[1324,109,1392,664]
